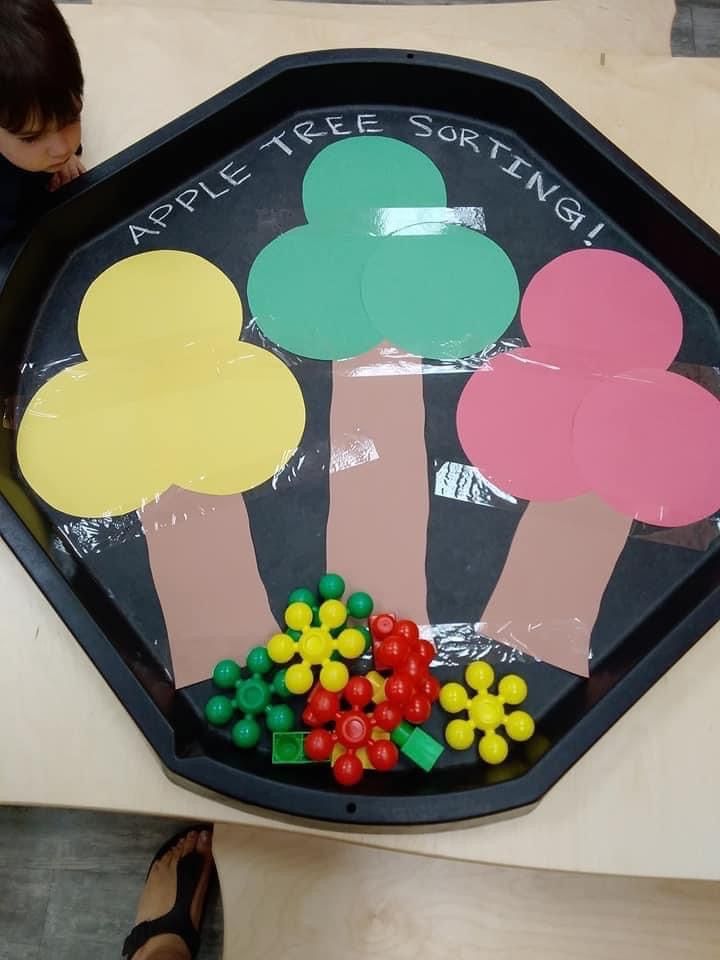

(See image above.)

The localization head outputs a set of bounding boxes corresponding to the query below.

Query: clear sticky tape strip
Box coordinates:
[434,458,720,550]
[370,206,486,236]
[422,621,535,669]
[340,338,526,380]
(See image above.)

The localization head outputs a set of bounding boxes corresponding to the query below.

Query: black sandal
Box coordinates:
[122,825,215,959]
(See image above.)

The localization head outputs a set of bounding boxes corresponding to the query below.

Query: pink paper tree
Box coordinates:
[457,249,720,675]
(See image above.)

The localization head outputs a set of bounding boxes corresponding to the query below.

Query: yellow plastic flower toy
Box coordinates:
[266,599,366,695]
[439,661,534,764]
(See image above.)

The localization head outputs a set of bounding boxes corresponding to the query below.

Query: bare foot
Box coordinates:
[129,828,214,960]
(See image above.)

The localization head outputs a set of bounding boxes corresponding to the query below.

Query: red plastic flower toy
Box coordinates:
[303,676,402,786]
[370,614,441,724]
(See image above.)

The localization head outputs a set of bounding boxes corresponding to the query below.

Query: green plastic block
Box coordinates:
[391,721,444,772]
[272,732,309,763]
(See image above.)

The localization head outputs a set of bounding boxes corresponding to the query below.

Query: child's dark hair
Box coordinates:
[0,0,83,135]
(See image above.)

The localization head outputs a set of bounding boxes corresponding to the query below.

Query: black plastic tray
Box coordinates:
[1,50,719,826]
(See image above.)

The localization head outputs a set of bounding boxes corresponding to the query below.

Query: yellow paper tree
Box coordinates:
[18,250,306,686]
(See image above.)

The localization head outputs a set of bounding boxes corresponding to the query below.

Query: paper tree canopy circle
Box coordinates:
[17,251,306,518]
[573,368,720,526]
[302,135,447,232]
[79,249,243,357]
[248,227,378,360]
[456,347,592,501]
[520,249,683,373]
[248,135,519,361]
[361,225,519,361]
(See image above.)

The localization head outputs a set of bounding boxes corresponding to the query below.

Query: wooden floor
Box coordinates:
[673,0,720,54]
[0,807,223,960]
[5,803,720,960]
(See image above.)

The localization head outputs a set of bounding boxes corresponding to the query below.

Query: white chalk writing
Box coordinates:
[129,113,388,245]
[260,113,384,157]
[128,158,250,246]
[408,115,605,245]
[127,111,605,247]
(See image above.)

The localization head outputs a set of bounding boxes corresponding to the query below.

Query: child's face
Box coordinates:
[0,114,82,174]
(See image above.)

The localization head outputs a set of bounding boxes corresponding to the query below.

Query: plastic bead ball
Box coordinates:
[212,659,241,689]
[285,662,315,695]
[381,636,411,668]
[334,752,364,786]
[417,640,436,665]
[372,614,396,638]
[272,669,290,698]
[305,728,333,761]
[288,587,317,606]
[505,710,535,742]
[336,628,367,660]
[374,701,403,731]
[368,739,399,771]
[266,703,295,734]
[479,732,509,765]
[344,676,373,706]
[267,632,295,664]
[395,619,420,642]
[445,718,475,751]
[232,717,261,749]
[358,626,372,653]
[318,572,345,600]
[205,695,234,726]
[420,675,441,701]
[405,695,432,725]
[320,599,347,630]
[498,674,529,706]
[404,654,425,681]
[246,646,272,675]
[305,688,337,725]
[385,673,413,707]
[347,591,373,619]
[319,660,349,693]
[439,682,468,714]
[285,602,313,632]
[466,660,495,691]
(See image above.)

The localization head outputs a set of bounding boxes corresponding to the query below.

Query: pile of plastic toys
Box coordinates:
[204,573,535,787]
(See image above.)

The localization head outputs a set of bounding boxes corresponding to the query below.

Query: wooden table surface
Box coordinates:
[2,0,720,888]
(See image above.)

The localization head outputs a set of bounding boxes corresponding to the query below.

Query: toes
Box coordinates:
[159,845,177,868]
[182,830,198,856]
[197,829,213,859]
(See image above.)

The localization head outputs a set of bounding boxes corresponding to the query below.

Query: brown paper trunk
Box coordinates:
[141,486,277,688]
[327,345,429,622]
[480,493,632,676]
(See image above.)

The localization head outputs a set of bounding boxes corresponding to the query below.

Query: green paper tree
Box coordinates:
[248,136,519,622]
[249,136,518,361]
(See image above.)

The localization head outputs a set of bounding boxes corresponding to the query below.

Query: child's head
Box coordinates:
[0,0,83,174]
